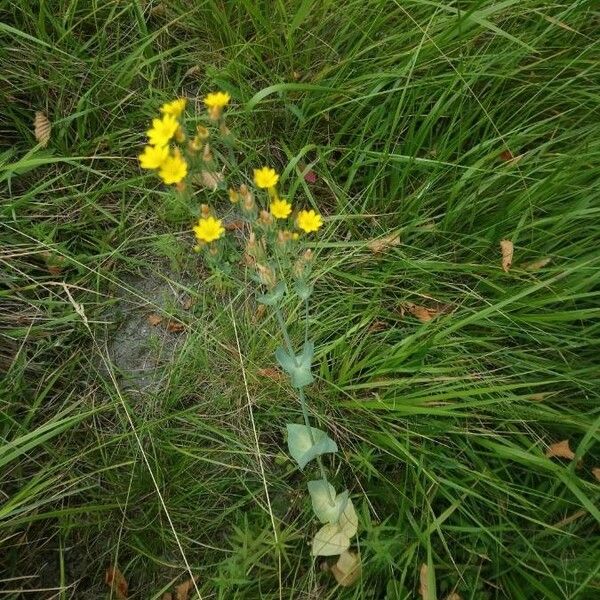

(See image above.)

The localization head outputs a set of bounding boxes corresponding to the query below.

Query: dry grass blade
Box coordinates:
[367,232,401,254]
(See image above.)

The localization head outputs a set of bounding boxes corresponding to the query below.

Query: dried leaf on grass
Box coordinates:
[330,550,361,587]
[546,439,575,460]
[105,565,128,599]
[181,297,194,310]
[367,232,401,254]
[175,576,199,600]
[523,257,551,271]
[500,239,513,272]
[147,313,164,326]
[419,563,432,599]
[446,593,463,600]
[592,468,600,482]
[166,320,186,333]
[402,302,452,323]
[225,219,245,232]
[162,594,173,600]
[257,367,285,381]
[34,111,51,147]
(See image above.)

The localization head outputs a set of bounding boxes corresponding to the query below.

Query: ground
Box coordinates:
[1,1,599,599]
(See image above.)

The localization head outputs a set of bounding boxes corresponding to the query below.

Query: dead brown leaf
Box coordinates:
[546,439,575,460]
[367,232,401,254]
[105,565,128,599]
[34,111,51,147]
[162,594,173,600]
[523,257,551,271]
[147,313,164,326]
[500,239,514,273]
[446,593,463,600]
[330,550,361,587]
[403,302,447,323]
[200,170,224,191]
[175,576,199,600]
[368,320,387,333]
[166,320,186,333]
[225,219,245,232]
[419,563,429,598]
[181,297,194,310]
[592,467,600,482]
[257,367,285,381]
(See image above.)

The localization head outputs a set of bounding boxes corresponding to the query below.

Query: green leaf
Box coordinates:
[339,498,358,538]
[257,281,285,306]
[312,523,350,556]
[275,340,315,388]
[294,280,313,301]
[286,424,338,470]
[308,480,349,524]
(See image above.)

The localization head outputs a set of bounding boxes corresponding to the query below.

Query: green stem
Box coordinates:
[274,303,336,506]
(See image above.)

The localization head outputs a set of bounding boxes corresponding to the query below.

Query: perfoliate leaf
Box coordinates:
[311,523,350,556]
[257,281,285,306]
[338,498,358,538]
[330,550,361,587]
[308,480,349,524]
[286,424,338,470]
[275,341,315,388]
[294,279,313,300]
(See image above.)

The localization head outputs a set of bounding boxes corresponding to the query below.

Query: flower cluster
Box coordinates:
[139,91,323,270]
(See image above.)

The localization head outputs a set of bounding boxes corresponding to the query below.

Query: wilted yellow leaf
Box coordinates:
[330,550,361,587]
[257,367,285,381]
[367,232,401,254]
[546,439,575,460]
[419,563,429,598]
[166,320,186,333]
[105,565,128,599]
[403,303,440,323]
[312,523,350,556]
[500,239,513,273]
[34,111,51,147]
[592,467,600,482]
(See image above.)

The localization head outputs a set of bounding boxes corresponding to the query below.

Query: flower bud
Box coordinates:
[228,188,240,203]
[196,125,209,140]
[259,210,273,226]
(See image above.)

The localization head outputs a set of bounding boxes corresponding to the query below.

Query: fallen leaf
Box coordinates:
[147,313,164,326]
[34,111,51,147]
[592,468,600,482]
[446,594,463,600]
[175,576,199,600]
[419,563,429,598]
[257,367,285,381]
[523,257,551,271]
[200,170,224,191]
[500,239,514,273]
[330,550,361,587]
[546,439,575,460]
[225,219,245,232]
[253,303,267,322]
[499,149,515,162]
[162,594,173,600]
[403,302,441,323]
[529,393,547,402]
[166,320,185,333]
[105,565,128,599]
[368,320,387,333]
[367,232,401,254]
[181,297,194,310]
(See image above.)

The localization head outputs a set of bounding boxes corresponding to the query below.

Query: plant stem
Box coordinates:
[274,303,336,506]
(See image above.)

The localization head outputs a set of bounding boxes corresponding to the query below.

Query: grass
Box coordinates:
[1,0,599,598]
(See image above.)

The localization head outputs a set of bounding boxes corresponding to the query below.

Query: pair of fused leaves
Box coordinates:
[308,479,358,556]
[287,424,337,470]
[311,494,358,556]
[276,340,314,388]
[257,280,313,306]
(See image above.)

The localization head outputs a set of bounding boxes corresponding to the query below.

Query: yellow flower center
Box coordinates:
[270,198,292,219]
[193,216,225,243]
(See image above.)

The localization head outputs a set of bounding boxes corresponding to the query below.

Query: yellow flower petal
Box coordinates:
[203,91,231,108]
[138,144,169,170]
[158,151,188,184]
[160,98,187,118]
[253,166,279,189]
[270,198,292,219]
[147,114,179,147]
[297,209,323,233]
[193,216,225,243]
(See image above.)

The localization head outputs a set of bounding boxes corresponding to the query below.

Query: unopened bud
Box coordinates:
[228,188,240,203]
[175,126,186,143]
[200,204,211,218]
[196,125,209,140]
[240,184,255,211]
[256,263,277,288]
[202,142,213,163]
[176,181,186,193]
[259,210,273,226]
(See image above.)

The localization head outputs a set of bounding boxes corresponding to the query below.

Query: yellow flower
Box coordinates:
[147,114,179,147]
[270,198,292,219]
[297,209,323,233]
[254,166,279,189]
[138,144,169,170]
[158,150,188,184]
[203,91,231,109]
[193,216,225,243]
[160,98,187,118]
